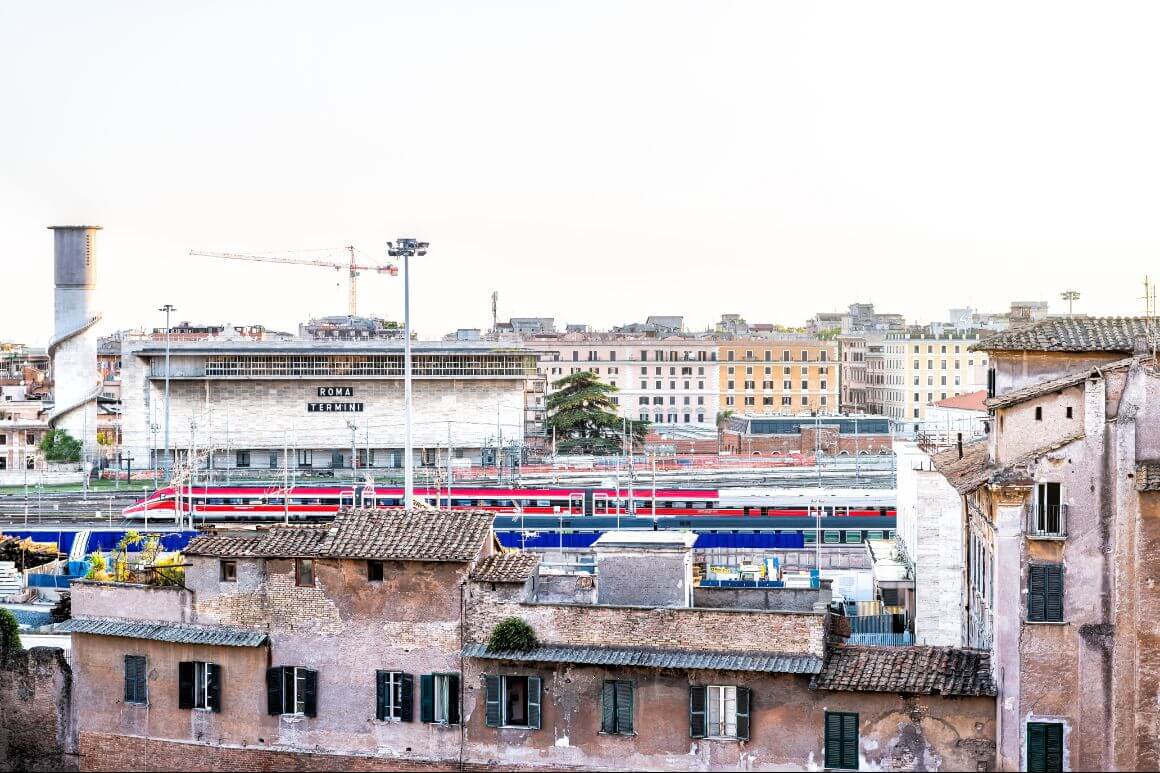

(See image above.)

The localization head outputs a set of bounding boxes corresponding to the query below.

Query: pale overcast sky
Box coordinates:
[2,2,1158,343]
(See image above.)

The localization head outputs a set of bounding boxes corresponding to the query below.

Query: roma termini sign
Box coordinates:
[307,385,362,412]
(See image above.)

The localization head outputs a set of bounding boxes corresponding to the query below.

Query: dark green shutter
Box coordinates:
[601,681,616,733]
[1045,565,1064,622]
[124,655,145,704]
[484,675,500,727]
[266,667,283,715]
[1028,723,1046,772]
[689,686,707,738]
[527,676,541,730]
[736,687,751,741]
[1028,565,1046,622]
[302,669,318,718]
[615,681,633,735]
[825,712,843,767]
[400,673,414,722]
[447,673,460,725]
[1045,723,1063,772]
[375,671,388,721]
[207,664,222,713]
[420,674,435,723]
[178,661,194,710]
[841,713,859,770]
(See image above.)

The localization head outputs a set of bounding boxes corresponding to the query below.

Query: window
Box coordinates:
[236,450,250,468]
[25,433,34,446]
[1027,721,1064,772]
[367,560,385,582]
[331,450,345,468]
[0,434,5,445]
[483,674,542,729]
[1035,406,1042,421]
[295,558,315,587]
[124,655,147,705]
[178,661,221,712]
[1034,482,1064,536]
[421,673,461,724]
[267,666,317,716]
[689,685,749,740]
[269,451,279,469]
[1027,563,1064,622]
[825,711,859,769]
[1066,406,1073,419]
[376,670,413,721]
[219,560,237,582]
[297,449,313,468]
[601,680,634,735]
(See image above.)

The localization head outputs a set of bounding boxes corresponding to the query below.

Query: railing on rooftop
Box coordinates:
[1027,503,1068,539]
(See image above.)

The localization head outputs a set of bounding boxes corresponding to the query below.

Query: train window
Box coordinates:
[867,530,884,541]
[634,500,649,510]
[268,498,284,506]
[823,531,841,544]
[844,531,863,544]
[207,498,225,505]
[803,531,817,543]
[661,501,674,509]
[886,530,895,539]
[879,507,888,516]
[495,500,513,508]
[534,499,551,507]
[454,499,474,507]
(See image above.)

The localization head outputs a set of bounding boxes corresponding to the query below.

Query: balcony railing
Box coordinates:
[1027,503,1068,539]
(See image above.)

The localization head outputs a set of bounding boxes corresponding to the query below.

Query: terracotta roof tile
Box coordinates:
[932,390,988,411]
[184,534,265,557]
[973,317,1153,353]
[810,645,995,696]
[930,438,991,494]
[471,552,540,583]
[985,357,1135,410]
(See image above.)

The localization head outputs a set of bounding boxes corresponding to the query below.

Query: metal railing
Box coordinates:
[1027,503,1068,539]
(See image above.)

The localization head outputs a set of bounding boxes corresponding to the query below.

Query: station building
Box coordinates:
[118,339,544,474]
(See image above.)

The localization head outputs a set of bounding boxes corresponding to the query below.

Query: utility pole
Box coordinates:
[387,238,429,516]
[347,420,358,479]
[159,304,175,479]
[1060,289,1080,316]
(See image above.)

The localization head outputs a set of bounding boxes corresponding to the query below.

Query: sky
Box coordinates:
[1,1,1159,344]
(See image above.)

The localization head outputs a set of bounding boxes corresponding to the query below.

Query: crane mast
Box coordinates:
[190,247,399,316]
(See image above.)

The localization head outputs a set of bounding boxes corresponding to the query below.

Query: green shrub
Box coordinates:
[0,608,21,652]
[487,617,538,652]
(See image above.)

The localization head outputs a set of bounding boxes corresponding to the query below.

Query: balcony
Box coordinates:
[1027,504,1068,540]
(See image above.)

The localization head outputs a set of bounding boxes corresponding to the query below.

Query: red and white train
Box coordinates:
[122,484,894,521]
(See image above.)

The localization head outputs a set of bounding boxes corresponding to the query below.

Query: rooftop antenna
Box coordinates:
[1142,276,1157,362]
[491,291,498,340]
[1060,289,1080,316]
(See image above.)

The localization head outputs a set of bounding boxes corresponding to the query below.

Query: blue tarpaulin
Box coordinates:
[496,530,807,550]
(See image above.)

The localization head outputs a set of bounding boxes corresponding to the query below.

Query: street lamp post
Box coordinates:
[159,304,176,479]
[387,239,429,515]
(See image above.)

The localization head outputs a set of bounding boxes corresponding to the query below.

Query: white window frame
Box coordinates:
[193,661,212,710]
[282,665,309,715]
[381,670,404,720]
[706,685,738,738]
[433,673,453,724]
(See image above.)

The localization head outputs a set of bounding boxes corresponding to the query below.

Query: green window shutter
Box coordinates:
[1028,565,1046,622]
[600,681,616,734]
[124,655,146,704]
[447,673,461,725]
[420,674,435,723]
[207,664,222,713]
[302,669,318,718]
[484,675,501,727]
[178,661,194,710]
[527,676,542,730]
[735,687,751,741]
[400,673,414,722]
[689,686,707,738]
[842,713,859,769]
[615,681,633,735]
[1045,565,1064,622]
[1028,723,1047,772]
[825,712,843,768]
[1045,723,1063,772]
[266,667,284,715]
[375,670,388,721]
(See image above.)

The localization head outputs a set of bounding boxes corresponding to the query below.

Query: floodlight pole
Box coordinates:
[388,238,429,515]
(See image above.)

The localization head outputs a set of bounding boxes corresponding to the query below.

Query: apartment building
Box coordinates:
[928,316,1160,771]
[63,509,998,771]
[717,339,838,415]
[878,328,988,426]
[535,335,719,427]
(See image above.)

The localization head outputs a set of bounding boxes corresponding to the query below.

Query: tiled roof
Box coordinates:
[985,357,1135,410]
[1136,462,1160,492]
[470,552,540,583]
[810,645,995,696]
[59,617,268,647]
[932,390,987,412]
[184,509,494,563]
[973,317,1153,353]
[463,642,822,674]
[930,438,992,494]
[318,509,493,562]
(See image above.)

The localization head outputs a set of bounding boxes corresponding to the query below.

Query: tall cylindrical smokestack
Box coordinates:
[48,225,102,460]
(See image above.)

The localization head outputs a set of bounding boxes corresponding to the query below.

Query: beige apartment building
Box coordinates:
[534,335,720,427]
[881,330,988,427]
[717,339,838,415]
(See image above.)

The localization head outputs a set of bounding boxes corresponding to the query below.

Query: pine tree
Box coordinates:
[546,372,648,455]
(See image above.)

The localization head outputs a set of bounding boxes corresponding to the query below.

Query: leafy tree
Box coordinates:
[0,607,21,652]
[487,617,538,652]
[546,371,648,455]
[716,410,735,431]
[39,429,82,463]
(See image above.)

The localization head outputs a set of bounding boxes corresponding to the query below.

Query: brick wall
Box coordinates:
[1,647,75,772]
[467,586,827,657]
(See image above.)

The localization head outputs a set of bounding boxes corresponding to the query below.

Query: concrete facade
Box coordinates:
[718,339,838,414]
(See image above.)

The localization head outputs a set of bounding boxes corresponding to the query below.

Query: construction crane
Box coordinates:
[189,246,399,317]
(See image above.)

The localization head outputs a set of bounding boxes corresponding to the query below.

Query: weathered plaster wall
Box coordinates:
[459,661,996,771]
[991,351,1124,396]
[692,583,831,612]
[71,580,193,623]
[992,385,1084,465]
[0,646,75,772]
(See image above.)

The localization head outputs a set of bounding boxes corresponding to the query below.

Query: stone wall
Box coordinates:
[594,548,690,608]
[692,582,831,612]
[0,646,75,772]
